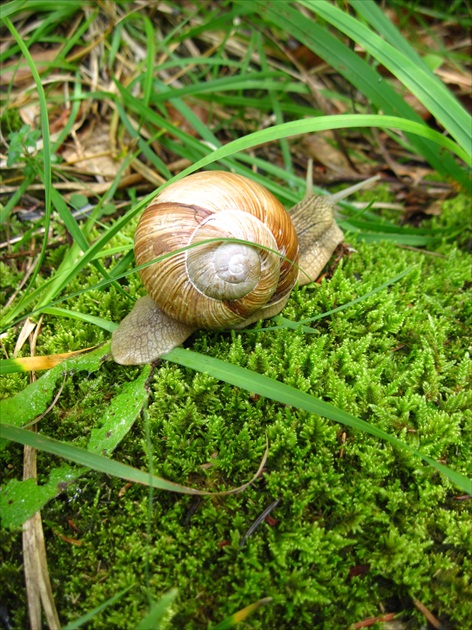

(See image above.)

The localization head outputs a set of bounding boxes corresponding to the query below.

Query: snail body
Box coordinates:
[111,169,378,365]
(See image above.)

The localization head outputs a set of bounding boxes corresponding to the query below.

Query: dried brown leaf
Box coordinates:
[62,122,129,180]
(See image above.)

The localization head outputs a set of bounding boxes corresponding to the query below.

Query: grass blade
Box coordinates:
[309,0,471,150]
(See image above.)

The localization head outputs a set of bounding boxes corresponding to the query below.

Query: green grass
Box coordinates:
[1,1,471,628]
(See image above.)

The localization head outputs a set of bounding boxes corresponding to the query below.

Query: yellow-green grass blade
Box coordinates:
[180,114,470,173]
[212,597,272,629]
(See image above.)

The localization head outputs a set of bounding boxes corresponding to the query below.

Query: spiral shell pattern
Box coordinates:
[134,171,300,329]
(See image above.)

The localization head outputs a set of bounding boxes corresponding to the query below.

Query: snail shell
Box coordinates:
[135,171,299,328]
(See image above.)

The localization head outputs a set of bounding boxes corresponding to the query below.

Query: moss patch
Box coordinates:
[1,195,471,628]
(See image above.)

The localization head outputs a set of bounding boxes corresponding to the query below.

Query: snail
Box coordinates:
[111,167,379,365]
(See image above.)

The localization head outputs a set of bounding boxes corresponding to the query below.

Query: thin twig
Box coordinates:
[240,498,280,547]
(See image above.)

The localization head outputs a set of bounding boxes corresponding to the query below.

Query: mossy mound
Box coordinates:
[1,195,471,628]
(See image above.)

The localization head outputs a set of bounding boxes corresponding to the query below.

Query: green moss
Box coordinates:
[1,193,471,628]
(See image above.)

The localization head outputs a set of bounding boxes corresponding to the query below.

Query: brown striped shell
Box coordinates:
[134,171,300,330]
